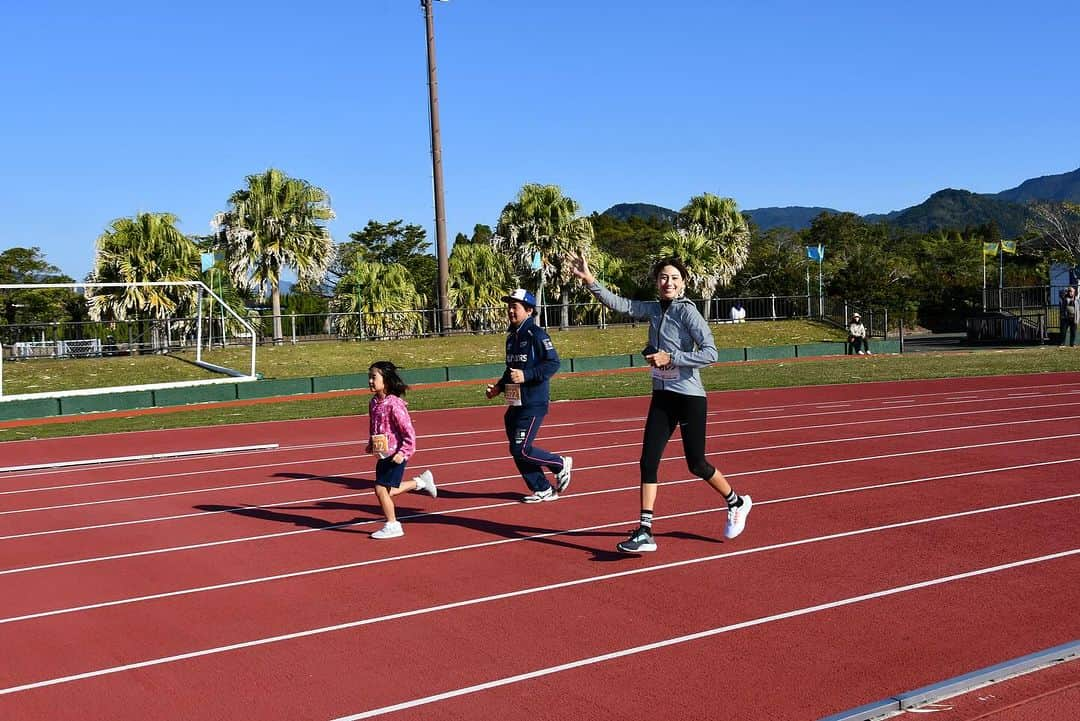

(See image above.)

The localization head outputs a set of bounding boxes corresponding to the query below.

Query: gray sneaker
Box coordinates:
[616,526,657,553]
[555,456,573,494]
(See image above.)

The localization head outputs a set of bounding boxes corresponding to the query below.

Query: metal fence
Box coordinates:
[253,294,823,342]
[0,316,250,359]
[2,292,897,355]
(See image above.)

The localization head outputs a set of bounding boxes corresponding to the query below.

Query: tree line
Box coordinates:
[3,167,1079,338]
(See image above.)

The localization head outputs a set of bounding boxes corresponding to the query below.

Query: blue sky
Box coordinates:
[2,0,1078,279]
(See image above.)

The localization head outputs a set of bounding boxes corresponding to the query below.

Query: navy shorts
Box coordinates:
[375,457,407,488]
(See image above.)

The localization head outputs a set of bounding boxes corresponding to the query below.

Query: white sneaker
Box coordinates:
[857,350,865,355]
[414,470,437,498]
[371,521,404,539]
[521,488,557,503]
[724,495,752,539]
[555,456,573,494]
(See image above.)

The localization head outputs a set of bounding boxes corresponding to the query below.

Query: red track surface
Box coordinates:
[1,373,1077,720]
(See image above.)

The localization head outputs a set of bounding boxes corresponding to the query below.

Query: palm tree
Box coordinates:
[213,168,335,344]
[448,242,517,332]
[495,184,595,328]
[679,193,751,291]
[87,212,201,323]
[330,261,425,339]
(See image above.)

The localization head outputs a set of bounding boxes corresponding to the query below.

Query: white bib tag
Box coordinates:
[371,433,390,459]
[650,366,679,381]
[504,383,522,406]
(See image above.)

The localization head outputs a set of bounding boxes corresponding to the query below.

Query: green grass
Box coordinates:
[1,320,844,394]
[2,344,1077,443]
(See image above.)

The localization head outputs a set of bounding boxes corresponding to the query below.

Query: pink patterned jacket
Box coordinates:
[367,394,416,460]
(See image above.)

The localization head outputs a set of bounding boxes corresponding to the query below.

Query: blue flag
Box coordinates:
[200,252,216,272]
[806,245,824,262]
[531,251,542,271]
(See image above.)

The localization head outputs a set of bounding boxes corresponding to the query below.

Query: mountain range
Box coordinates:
[602,166,1080,236]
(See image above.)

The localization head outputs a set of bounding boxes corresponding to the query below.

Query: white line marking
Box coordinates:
[7,393,1080,495]
[327,549,1080,720]
[0,445,278,474]
[2,485,1076,626]
[6,414,1080,517]
[2,536,1075,699]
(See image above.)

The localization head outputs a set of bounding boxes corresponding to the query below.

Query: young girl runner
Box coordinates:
[365,361,436,539]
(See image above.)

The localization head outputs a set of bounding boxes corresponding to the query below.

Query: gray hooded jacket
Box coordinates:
[587,281,717,397]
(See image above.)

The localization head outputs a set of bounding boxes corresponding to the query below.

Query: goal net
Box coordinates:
[0,281,258,401]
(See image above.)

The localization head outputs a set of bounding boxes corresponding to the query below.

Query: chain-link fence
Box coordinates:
[3,292,901,355]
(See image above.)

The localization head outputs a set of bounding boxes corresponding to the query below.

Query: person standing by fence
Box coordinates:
[1060,287,1079,347]
[848,313,870,355]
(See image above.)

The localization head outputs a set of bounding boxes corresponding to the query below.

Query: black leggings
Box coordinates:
[640,390,715,484]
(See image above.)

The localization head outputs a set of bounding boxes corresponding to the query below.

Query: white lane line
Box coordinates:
[0,445,279,475]
[1,512,1075,698]
[7,415,1079,517]
[7,393,1080,496]
[7,384,1080,483]
[3,432,1078,574]
[328,548,1080,721]
[2,479,1076,625]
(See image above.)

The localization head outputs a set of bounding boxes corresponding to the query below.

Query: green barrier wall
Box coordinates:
[154,384,238,406]
[571,355,634,372]
[796,342,846,358]
[402,367,448,384]
[746,345,796,360]
[61,390,155,415]
[312,373,368,393]
[236,377,313,399]
[447,363,505,381]
[0,342,906,421]
[0,397,60,421]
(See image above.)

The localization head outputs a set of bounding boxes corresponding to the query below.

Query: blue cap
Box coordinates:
[501,288,536,308]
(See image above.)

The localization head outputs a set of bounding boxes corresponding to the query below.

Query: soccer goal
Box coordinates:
[0,281,258,401]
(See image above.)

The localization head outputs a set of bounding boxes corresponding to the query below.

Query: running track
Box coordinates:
[0,373,1077,720]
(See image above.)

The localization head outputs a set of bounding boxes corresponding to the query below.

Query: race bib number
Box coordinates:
[504,383,522,406]
[651,366,679,381]
[371,433,390,458]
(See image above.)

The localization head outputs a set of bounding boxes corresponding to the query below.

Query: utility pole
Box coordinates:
[421,0,451,335]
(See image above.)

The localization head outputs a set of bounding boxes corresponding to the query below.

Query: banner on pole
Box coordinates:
[982,242,1000,256]
[1000,240,1018,254]
[201,252,216,272]
[806,245,824,262]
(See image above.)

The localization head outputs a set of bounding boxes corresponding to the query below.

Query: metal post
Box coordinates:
[195,286,204,364]
[806,265,811,316]
[422,0,452,336]
[818,259,824,318]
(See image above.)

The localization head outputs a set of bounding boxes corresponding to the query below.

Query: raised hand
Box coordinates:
[569,252,594,284]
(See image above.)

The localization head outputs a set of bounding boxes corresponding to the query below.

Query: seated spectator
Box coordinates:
[730,300,747,323]
[848,313,871,355]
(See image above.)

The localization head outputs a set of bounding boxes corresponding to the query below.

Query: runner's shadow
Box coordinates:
[665,530,724,545]
[194,502,380,534]
[273,471,372,491]
[434,488,524,501]
[407,512,624,557]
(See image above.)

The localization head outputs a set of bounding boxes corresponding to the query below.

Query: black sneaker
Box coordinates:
[616,526,657,553]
